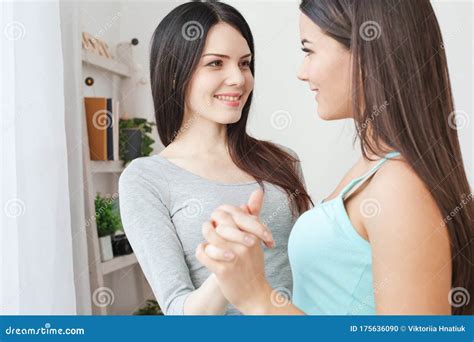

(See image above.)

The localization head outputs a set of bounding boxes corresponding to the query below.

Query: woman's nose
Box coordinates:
[225,65,246,86]
[297,59,309,81]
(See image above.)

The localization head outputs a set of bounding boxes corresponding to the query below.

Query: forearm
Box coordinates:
[183,274,229,315]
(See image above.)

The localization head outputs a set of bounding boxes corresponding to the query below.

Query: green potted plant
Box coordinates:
[119,117,155,165]
[133,299,163,315]
[95,194,122,261]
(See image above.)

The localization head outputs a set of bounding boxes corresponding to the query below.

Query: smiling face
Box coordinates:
[184,22,254,124]
[297,13,353,120]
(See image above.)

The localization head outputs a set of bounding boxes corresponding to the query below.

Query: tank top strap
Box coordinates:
[339,151,401,200]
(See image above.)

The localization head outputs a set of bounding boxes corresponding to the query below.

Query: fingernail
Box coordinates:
[224,251,234,260]
[244,235,254,246]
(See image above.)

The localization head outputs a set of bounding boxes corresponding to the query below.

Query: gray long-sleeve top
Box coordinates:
[118,149,305,315]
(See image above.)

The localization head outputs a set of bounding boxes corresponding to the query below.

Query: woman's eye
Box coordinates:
[207,60,223,67]
[301,47,312,55]
[240,60,251,68]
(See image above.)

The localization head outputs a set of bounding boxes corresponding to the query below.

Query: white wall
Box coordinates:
[432,0,473,186]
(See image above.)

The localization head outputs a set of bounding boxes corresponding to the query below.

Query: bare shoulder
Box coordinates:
[367,156,445,226]
[373,156,431,200]
[365,156,449,247]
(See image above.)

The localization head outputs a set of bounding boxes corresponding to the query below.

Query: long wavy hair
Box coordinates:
[300,0,473,314]
[150,1,313,216]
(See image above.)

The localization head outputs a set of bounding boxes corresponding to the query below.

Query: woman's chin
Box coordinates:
[214,113,242,125]
[316,108,335,121]
[316,107,349,121]
[227,115,243,124]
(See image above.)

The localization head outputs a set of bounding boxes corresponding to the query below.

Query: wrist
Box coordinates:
[209,273,229,300]
[238,281,274,315]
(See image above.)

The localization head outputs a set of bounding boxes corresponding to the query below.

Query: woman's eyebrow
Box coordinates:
[201,53,252,59]
[301,38,312,45]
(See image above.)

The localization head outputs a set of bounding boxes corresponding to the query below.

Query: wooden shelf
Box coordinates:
[91,160,125,173]
[82,50,131,78]
[101,253,138,275]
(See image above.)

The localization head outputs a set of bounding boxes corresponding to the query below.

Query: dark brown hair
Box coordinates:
[300,0,473,314]
[150,1,313,215]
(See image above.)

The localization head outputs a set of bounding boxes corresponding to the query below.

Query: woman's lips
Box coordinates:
[312,88,320,99]
[214,94,242,108]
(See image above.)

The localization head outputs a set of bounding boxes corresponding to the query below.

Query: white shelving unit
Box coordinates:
[81,43,149,315]
[82,50,131,78]
[101,253,138,275]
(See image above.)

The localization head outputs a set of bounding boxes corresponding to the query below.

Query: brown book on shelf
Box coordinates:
[84,97,108,160]
[113,100,120,161]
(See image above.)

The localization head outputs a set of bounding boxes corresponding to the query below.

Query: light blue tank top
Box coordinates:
[288,151,401,315]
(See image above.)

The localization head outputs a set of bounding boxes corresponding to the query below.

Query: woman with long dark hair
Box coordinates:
[197,0,473,315]
[119,1,312,315]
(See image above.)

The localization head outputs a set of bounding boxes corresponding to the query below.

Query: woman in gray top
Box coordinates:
[119,1,312,315]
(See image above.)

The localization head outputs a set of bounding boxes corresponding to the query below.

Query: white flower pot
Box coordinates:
[99,235,114,261]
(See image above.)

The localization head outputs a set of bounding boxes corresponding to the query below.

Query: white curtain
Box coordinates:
[60,0,92,315]
[1,0,81,314]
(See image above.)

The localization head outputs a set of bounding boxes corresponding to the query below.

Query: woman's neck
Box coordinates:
[165,113,229,157]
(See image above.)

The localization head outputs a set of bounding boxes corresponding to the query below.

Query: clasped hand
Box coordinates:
[195,189,275,313]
